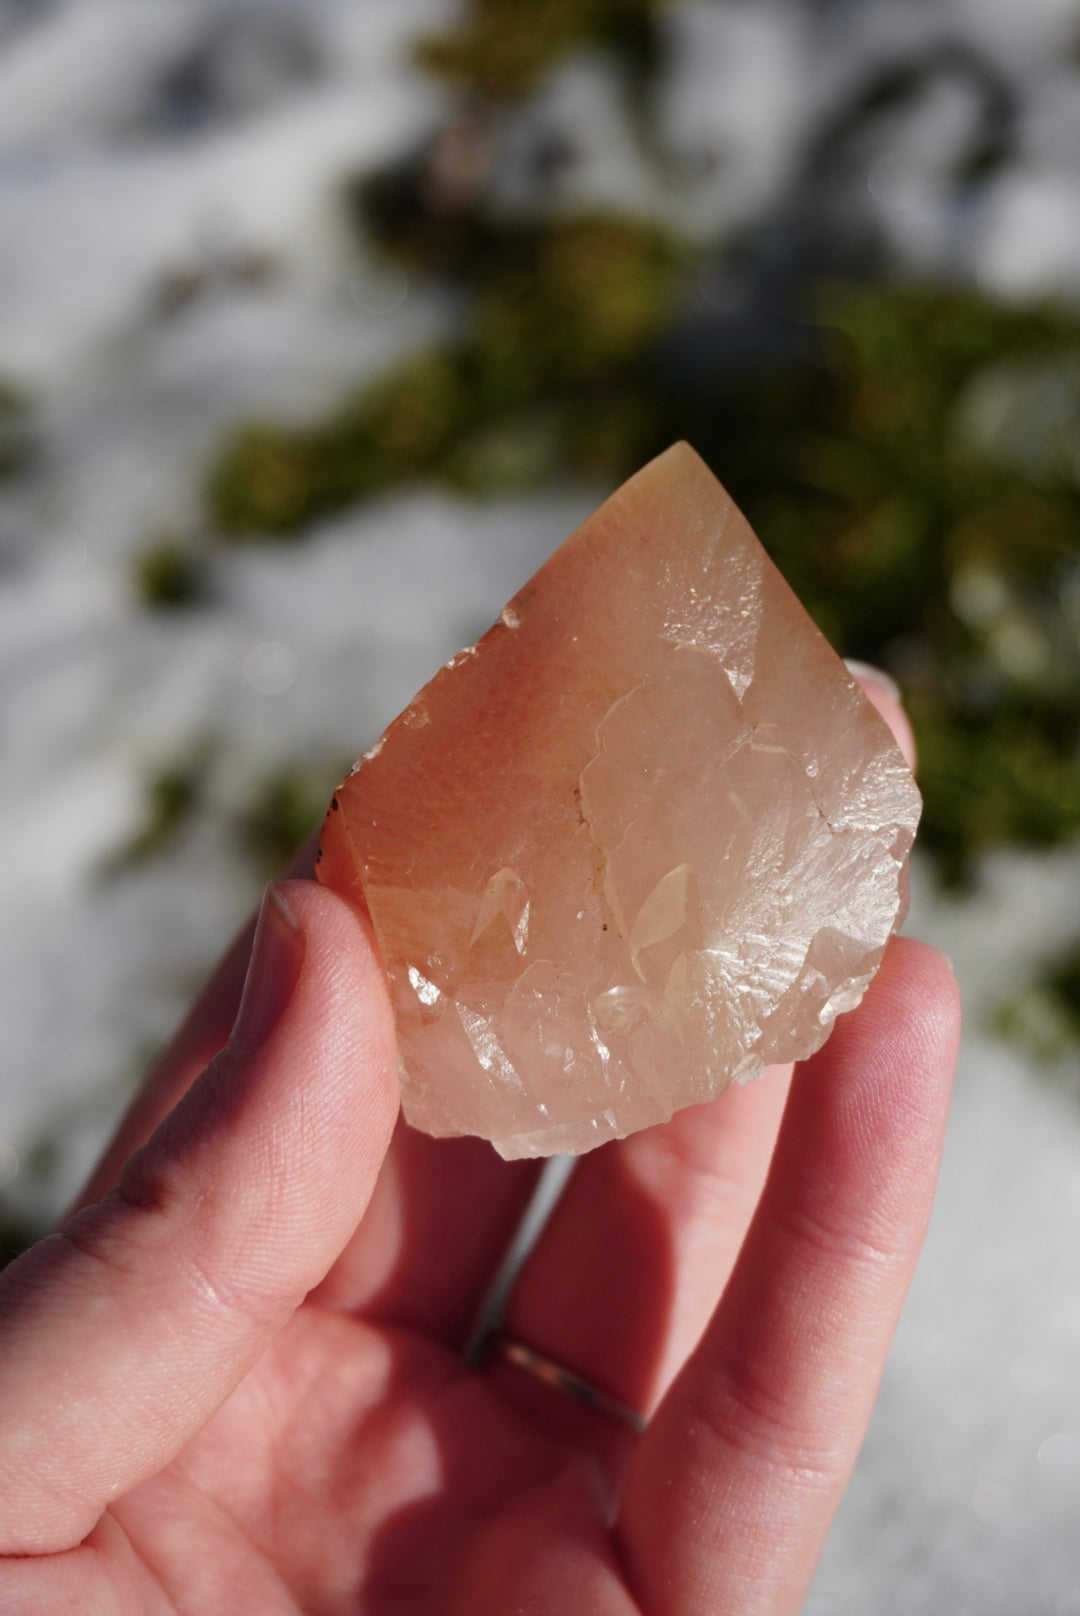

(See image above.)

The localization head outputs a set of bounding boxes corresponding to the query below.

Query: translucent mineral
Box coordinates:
[317,443,921,1158]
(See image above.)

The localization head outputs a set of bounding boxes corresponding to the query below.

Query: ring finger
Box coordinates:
[489,1060,793,1430]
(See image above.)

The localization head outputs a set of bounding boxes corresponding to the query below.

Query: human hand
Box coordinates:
[0,684,960,1615]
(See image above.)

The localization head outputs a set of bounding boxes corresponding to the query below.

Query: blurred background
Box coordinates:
[2,0,1080,1606]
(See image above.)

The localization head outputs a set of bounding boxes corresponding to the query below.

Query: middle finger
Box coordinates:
[489,1061,792,1426]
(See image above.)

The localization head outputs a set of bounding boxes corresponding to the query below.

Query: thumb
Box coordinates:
[0,880,398,1555]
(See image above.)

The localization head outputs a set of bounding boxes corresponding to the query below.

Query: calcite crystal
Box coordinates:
[318,444,920,1158]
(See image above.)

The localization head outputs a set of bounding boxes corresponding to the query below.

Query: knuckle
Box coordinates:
[54,1206,148,1287]
[777,1195,909,1274]
[699,1364,843,1491]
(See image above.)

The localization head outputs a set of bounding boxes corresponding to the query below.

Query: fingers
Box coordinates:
[494,1064,793,1426]
[312,1123,542,1347]
[0,880,398,1556]
[843,662,916,770]
[617,938,961,1616]
[82,829,541,1350]
[489,666,916,1424]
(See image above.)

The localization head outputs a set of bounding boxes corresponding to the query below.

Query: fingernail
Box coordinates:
[230,883,306,1053]
[844,658,902,704]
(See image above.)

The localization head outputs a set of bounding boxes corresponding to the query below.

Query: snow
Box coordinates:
[655,1,813,233]
[2,0,1080,1605]
[975,168,1080,300]
[0,0,445,382]
[813,852,1080,1612]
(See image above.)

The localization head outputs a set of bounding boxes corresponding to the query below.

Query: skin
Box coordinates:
[0,684,960,1615]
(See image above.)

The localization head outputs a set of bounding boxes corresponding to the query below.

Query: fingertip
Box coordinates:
[791,935,961,1212]
[861,935,962,1078]
[269,876,399,1150]
[274,872,374,944]
[274,877,395,1044]
[885,931,960,1004]
[847,663,917,771]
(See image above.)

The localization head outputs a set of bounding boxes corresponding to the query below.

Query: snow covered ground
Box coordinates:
[816,851,1080,1614]
[2,0,1080,1607]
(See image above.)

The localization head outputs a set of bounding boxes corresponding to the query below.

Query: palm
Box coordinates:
[117,1306,636,1612]
[97,1064,795,1613]
[104,1103,731,1614]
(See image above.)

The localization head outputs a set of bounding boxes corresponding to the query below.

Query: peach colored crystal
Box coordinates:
[317,443,921,1158]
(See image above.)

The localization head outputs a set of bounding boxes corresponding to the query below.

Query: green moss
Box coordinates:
[207,213,682,534]
[210,352,478,536]
[470,215,681,382]
[0,1208,34,1272]
[998,940,1080,1065]
[132,537,209,609]
[209,422,324,537]
[103,755,209,873]
[913,707,1080,884]
[415,0,663,97]
[1046,944,1080,1039]
[236,763,344,876]
[0,381,30,482]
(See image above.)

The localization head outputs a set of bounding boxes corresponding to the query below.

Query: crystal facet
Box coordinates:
[317,444,921,1158]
